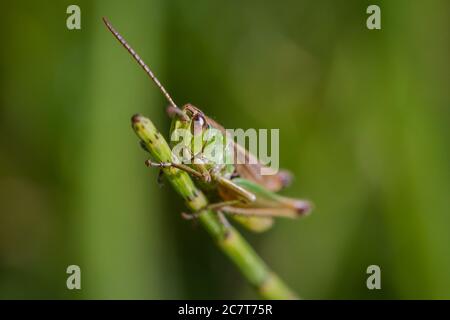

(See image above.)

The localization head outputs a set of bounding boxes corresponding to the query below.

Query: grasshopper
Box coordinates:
[103,18,312,232]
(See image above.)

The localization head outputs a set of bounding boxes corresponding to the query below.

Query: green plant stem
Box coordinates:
[199,210,299,299]
[133,115,298,299]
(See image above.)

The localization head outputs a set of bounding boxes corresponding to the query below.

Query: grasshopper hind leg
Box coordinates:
[181,200,242,220]
[215,176,256,203]
[181,200,240,235]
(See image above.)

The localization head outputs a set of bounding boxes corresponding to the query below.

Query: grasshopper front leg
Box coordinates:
[145,160,208,180]
[146,159,256,204]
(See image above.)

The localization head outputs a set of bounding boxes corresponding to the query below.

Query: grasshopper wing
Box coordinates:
[205,116,292,192]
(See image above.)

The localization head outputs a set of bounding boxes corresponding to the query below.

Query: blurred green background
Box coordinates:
[0,0,449,299]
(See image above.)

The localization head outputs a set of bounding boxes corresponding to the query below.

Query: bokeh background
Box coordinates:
[1,0,449,299]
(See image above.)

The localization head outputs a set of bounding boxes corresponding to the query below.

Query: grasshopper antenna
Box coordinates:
[102,17,178,109]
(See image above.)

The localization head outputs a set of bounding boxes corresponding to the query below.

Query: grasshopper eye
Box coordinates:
[192,114,208,135]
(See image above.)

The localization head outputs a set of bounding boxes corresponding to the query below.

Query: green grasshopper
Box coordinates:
[103,18,312,232]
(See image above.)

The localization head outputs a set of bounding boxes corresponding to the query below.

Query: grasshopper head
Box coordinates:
[180,104,211,135]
